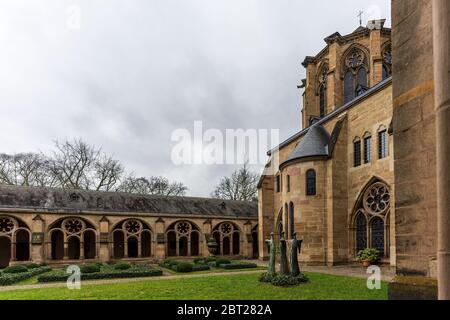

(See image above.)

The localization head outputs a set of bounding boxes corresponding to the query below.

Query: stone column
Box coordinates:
[138,240,142,258]
[63,242,69,260]
[80,242,84,260]
[433,0,450,300]
[10,242,16,262]
[124,241,128,258]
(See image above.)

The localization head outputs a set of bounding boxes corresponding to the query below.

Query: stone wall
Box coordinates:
[392,0,437,277]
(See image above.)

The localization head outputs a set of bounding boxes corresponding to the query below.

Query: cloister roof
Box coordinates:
[0,185,257,218]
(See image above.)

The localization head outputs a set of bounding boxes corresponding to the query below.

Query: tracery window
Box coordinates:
[112,219,152,259]
[49,217,97,260]
[364,182,390,215]
[212,222,241,256]
[352,181,391,258]
[166,221,200,257]
[0,216,31,268]
[343,47,369,103]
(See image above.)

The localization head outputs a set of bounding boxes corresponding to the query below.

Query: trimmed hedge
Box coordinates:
[24,263,41,270]
[219,263,258,270]
[192,264,210,271]
[215,258,231,267]
[160,260,210,273]
[2,265,28,274]
[0,266,52,286]
[259,272,309,287]
[37,266,162,283]
[80,264,101,274]
[174,262,193,273]
[113,262,131,270]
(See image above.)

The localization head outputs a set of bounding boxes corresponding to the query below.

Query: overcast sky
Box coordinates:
[0,0,391,197]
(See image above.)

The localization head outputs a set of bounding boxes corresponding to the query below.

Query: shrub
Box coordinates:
[206,257,217,262]
[259,272,309,287]
[215,258,232,267]
[175,262,194,273]
[192,264,210,271]
[37,267,162,283]
[0,266,52,286]
[220,263,258,270]
[193,258,207,265]
[80,264,101,274]
[2,265,28,274]
[114,263,131,270]
[24,263,40,270]
[163,259,178,267]
[356,248,381,264]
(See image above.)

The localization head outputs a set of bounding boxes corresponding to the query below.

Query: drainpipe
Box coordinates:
[433,0,450,300]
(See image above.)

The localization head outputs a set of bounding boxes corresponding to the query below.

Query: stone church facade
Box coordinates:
[0,185,258,267]
[258,20,395,266]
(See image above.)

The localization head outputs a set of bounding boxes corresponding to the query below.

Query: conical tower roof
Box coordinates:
[284,125,330,164]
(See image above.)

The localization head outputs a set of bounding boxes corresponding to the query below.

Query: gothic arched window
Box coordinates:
[371,217,385,256]
[343,47,369,103]
[382,43,392,80]
[317,62,328,117]
[306,169,316,196]
[355,213,367,252]
[319,85,326,118]
[352,181,391,259]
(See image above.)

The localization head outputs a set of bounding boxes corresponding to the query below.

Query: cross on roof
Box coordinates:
[357,10,364,26]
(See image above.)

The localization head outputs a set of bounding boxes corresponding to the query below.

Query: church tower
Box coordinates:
[300,20,391,129]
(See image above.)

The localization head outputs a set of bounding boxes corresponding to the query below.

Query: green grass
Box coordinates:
[0,272,387,300]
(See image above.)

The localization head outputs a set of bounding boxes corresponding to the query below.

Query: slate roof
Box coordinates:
[0,185,257,218]
[282,125,330,165]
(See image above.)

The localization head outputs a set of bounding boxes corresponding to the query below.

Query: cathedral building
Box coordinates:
[0,185,258,267]
[258,19,395,266]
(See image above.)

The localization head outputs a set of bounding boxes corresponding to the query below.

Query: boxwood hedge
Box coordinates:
[37,265,162,283]
[0,266,52,286]
[219,263,258,270]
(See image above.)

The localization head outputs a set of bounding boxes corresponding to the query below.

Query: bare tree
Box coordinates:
[0,139,188,196]
[93,155,124,191]
[118,175,188,196]
[49,139,99,189]
[0,153,55,187]
[211,163,259,202]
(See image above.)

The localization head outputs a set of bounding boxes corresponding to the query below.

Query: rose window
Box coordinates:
[364,183,390,215]
[0,217,16,234]
[124,220,142,234]
[176,222,191,235]
[346,50,365,69]
[63,219,84,234]
[220,223,232,235]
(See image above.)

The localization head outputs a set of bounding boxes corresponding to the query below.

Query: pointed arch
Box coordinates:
[350,177,391,259]
[341,44,370,103]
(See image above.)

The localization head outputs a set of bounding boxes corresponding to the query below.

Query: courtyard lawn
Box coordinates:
[0,272,388,300]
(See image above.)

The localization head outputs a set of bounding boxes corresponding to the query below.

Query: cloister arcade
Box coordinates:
[0,214,258,267]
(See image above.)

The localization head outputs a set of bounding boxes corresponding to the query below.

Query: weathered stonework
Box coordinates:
[259,20,395,266]
[0,185,258,267]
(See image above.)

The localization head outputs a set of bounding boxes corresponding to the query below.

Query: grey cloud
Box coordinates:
[0,0,391,196]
